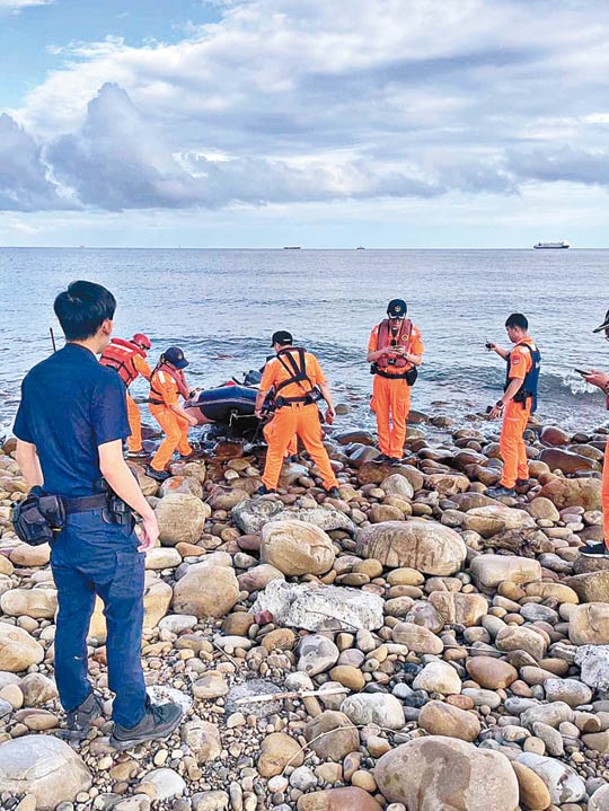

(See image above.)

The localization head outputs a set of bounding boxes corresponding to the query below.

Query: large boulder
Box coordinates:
[470,554,541,589]
[0,588,57,620]
[155,493,210,545]
[540,426,570,447]
[540,448,599,473]
[159,475,204,499]
[270,505,355,534]
[0,625,44,672]
[564,571,609,603]
[540,477,601,510]
[465,504,535,534]
[261,520,336,576]
[173,563,239,618]
[375,736,519,810]
[0,735,92,810]
[355,520,466,576]
[232,498,284,533]
[252,580,384,631]
[569,603,609,645]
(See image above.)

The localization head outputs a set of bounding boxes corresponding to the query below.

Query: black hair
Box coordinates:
[53,280,116,341]
[505,312,528,331]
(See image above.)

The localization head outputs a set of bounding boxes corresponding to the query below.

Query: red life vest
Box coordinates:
[375,318,413,369]
[100,338,146,387]
[149,363,191,405]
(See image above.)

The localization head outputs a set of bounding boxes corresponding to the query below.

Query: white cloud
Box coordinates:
[4,0,609,213]
[0,0,52,10]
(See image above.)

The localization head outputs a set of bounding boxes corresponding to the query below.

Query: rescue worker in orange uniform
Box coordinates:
[100,333,152,459]
[146,346,198,482]
[367,299,424,463]
[254,331,339,496]
[487,313,541,498]
[579,308,609,557]
[259,353,298,460]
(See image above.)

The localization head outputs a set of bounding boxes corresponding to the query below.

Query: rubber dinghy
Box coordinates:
[186,378,259,427]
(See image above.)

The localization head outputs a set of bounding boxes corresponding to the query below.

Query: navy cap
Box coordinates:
[271,330,293,347]
[387,298,407,318]
[164,346,189,369]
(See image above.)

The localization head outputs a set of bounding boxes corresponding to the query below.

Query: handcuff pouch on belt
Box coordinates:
[10,487,66,546]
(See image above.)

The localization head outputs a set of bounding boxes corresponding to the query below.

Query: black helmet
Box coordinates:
[387,299,407,318]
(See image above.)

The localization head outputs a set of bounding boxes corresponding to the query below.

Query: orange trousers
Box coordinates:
[262,403,338,491]
[371,375,411,458]
[264,418,297,458]
[126,393,143,453]
[149,404,192,472]
[603,436,609,549]
[499,399,532,488]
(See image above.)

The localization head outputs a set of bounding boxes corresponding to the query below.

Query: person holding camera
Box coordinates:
[13,280,183,749]
[367,298,424,463]
[486,313,541,498]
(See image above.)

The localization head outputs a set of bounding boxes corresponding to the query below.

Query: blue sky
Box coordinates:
[1,0,609,248]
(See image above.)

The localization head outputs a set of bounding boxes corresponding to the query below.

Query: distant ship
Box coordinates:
[283,246,301,250]
[356,246,366,250]
[533,241,570,249]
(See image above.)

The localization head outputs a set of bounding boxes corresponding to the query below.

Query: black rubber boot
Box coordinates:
[109,701,184,751]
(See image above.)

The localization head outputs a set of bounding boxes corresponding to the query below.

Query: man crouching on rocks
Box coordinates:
[13,280,183,749]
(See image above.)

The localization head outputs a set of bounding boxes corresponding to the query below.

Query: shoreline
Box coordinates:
[0,414,608,808]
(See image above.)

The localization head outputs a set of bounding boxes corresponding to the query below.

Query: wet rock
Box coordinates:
[252,580,384,632]
[540,425,570,446]
[258,732,304,777]
[155,493,210,545]
[540,477,601,510]
[425,473,470,496]
[173,563,239,618]
[525,497,561,522]
[0,625,44,672]
[570,602,609,645]
[297,787,382,810]
[418,700,481,742]
[375,736,519,811]
[516,752,586,804]
[335,430,376,446]
[355,520,466,576]
[357,462,423,491]
[0,735,91,810]
[304,710,359,761]
[261,520,336,576]
[341,694,405,730]
[231,498,284,534]
[470,554,541,589]
[413,661,462,695]
[540,447,598,473]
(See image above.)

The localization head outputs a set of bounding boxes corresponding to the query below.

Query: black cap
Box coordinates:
[271,330,293,347]
[387,298,407,318]
[164,345,189,369]
[593,309,609,333]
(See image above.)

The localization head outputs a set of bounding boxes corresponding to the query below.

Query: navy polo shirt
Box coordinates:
[13,343,130,497]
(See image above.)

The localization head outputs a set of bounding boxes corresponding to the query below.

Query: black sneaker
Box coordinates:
[389,457,404,466]
[109,701,184,751]
[515,478,530,487]
[146,466,170,482]
[127,449,149,459]
[486,485,516,498]
[373,453,391,463]
[64,691,104,739]
[256,484,277,496]
[324,486,341,498]
[580,542,609,558]
[179,451,199,461]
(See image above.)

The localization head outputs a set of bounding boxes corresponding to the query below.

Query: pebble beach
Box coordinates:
[0,404,608,811]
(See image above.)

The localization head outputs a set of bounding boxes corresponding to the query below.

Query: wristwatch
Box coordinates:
[496,399,505,408]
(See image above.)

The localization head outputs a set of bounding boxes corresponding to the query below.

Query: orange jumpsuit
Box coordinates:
[126,354,152,454]
[499,339,536,489]
[603,437,609,549]
[260,351,338,491]
[148,368,193,473]
[368,323,424,459]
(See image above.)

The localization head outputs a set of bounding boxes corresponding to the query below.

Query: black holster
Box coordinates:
[95,478,136,528]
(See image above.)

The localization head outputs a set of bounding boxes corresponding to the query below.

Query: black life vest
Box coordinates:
[505,341,541,413]
[272,347,321,407]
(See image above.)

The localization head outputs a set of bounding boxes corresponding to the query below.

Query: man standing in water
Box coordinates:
[367,299,424,464]
[13,280,183,749]
[580,309,609,557]
[487,313,541,498]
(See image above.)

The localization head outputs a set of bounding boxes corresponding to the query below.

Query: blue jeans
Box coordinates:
[51,509,147,729]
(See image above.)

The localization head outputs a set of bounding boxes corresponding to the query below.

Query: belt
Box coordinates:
[374,368,411,380]
[63,493,108,514]
[149,398,164,406]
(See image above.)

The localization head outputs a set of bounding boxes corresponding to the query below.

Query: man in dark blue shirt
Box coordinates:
[14,280,183,750]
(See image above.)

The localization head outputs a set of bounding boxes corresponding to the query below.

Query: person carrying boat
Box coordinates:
[367,299,424,463]
[579,309,609,557]
[254,331,339,496]
[146,346,198,482]
[100,333,152,459]
[486,313,541,498]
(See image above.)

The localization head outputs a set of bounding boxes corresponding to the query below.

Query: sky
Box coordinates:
[1,0,609,248]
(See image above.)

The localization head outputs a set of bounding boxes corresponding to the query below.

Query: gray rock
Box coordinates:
[270,505,356,534]
[225,680,283,718]
[192,791,230,811]
[341,693,405,730]
[516,752,586,804]
[521,701,574,730]
[231,498,284,533]
[0,735,92,810]
[544,677,592,708]
[143,768,185,800]
[298,635,339,677]
[575,645,609,693]
[251,579,384,631]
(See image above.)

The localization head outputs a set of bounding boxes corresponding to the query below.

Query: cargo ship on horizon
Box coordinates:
[533,241,570,249]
